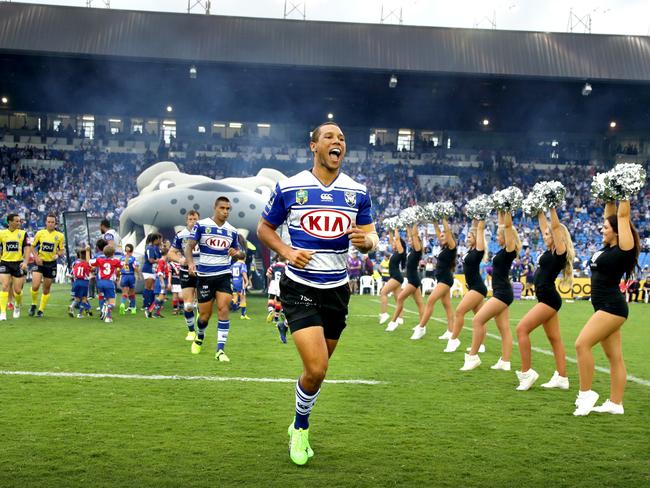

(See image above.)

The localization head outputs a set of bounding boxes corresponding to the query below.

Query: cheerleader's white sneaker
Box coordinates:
[573,390,599,416]
[591,399,624,415]
[540,371,570,390]
[410,326,426,340]
[444,338,461,352]
[490,358,511,371]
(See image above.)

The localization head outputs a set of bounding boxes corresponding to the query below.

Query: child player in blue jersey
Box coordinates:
[257,122,378,466]
[141,233,162,314]
[119,243,139,315]
[231,251,250,320]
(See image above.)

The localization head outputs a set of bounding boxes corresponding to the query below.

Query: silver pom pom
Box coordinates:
[399,206,423,226]
[465,194,493,220]
[608,163,647,199]
[526,181,566,213]
[431,201,455,221]
[591,171,618,201]
[492,186,523,212]
[522,190,544,216]
[422,203,438,221]
[383,216,401,231]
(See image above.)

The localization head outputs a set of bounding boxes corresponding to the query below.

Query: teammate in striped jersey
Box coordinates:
[185,197,239,362]
[100,219,122,255]
[169,210,201,341]
[257,122,378,466]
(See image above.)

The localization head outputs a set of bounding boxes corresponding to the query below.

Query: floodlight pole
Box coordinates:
[567,8,592,33]
[188,0,211,15]
[284,1,306,20]
[473,10,496,29]
[380,4,403,25]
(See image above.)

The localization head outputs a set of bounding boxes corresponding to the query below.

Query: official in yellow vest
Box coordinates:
[29,213,66,317]
[0,213,32,320]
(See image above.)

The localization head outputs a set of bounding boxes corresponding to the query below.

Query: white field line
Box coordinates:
[369,299,650,387]
[0,370,385,386]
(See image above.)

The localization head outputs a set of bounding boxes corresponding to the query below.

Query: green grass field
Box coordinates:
[1,284,649,488]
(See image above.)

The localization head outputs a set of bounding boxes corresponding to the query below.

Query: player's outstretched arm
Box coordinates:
[257,217,314,269]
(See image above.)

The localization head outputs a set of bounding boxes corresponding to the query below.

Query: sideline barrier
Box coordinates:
[451,275,594,299]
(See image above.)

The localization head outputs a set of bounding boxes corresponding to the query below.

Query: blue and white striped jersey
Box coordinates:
[262,170,373,288]
[171,227,201,262]
[189,217,239,277]
[102,229,122,254]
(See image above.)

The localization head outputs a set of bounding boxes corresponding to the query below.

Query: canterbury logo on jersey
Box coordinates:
[300,210,351,239]
[205,237,231,250]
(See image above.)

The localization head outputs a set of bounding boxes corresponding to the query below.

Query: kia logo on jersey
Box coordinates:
[300,209,351,239]
[205,236,230,249]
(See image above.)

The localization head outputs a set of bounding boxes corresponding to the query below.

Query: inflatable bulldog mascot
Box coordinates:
[120,161,286,259]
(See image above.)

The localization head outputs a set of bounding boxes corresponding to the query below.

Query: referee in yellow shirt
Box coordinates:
[0,214,31,320]
[29,213,66,317]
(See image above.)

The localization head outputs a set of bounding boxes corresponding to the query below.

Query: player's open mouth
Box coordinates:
[329,147,341,162]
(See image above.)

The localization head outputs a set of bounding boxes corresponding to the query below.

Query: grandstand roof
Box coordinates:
[1,2,650,83]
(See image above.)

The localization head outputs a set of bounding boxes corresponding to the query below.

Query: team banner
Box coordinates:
[87,217,104,248]
[62,211,90,266]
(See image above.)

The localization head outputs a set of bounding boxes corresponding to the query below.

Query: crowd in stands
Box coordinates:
[1,143,649,275]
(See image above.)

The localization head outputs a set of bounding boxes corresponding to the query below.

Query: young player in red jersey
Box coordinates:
[91,245,122,323]
[70,246,92,318]
[169,260,182,315]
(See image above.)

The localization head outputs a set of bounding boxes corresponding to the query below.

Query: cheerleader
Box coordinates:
[379,229,406,325]
[573,199,640,416]
[444,219,486,353]
[514,208,574,390]
[385,224,425,332]
[461,210,520,371]
[411,218,457,340]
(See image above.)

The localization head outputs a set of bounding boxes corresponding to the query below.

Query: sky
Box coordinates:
[11,0,650,36]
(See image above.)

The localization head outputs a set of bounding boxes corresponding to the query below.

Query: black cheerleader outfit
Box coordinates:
[406,248,422,288]
[491,248,517,305]
[464,248,487,296]
[435,246,457,287]
[533,250,567,311]
[589,245,636,318]
[388,249,406,284]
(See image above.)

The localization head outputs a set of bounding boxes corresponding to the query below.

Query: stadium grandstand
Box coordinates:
[1,2,648,272]
[1,2,650,485]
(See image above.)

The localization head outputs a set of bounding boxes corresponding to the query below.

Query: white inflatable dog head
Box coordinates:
[120,162,286,253]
